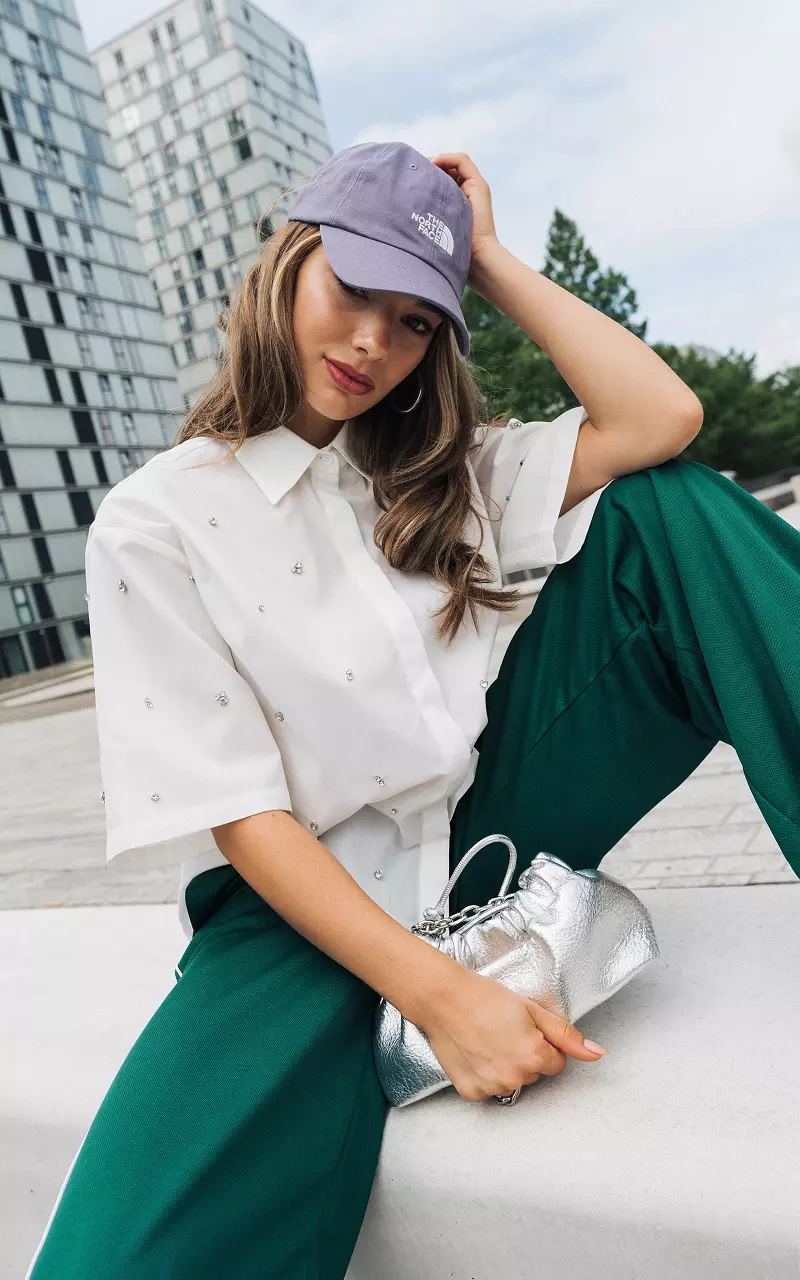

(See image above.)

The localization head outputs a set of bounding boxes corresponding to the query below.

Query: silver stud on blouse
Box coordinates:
[100,790,105,803]
[309,821,318,832]
[375,776,385,786]
[208,517,218,525]
[291,561,303,574]
[509,418,522,429]
[150,792,160,801]
[84,592,90,601]
[389,807,398,816]
[373,869,384,880]
[274,710,284,721]
[345,669,353,681]
[189,574,195,582]
[258,604,265,612]
[144,697,153,707]
[480,679,489,689]
[214,690,229,705]
[117,578,127,592]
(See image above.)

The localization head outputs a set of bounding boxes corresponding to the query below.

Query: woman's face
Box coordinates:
[291,242,446,439]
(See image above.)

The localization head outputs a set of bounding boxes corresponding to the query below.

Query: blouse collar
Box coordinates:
[231,419,371,505]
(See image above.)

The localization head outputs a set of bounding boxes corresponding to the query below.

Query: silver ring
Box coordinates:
[494,1087,522,1105]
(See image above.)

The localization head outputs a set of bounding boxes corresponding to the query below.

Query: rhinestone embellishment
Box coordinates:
[214,690,229,705]
[208,517,218,525]
[117,578,127,592]
[150,793,160,801]
[258,604,265,612]
[274,710,284,721]
[345,669,353,681]
[100,790,105,803]
[291,561,303,574]
[389,807,397,816]
[509,418,522,430]
[373,869,383,880]
[189,574,195,582]
[480,679,489,688]
[144,697,153,707]
[374,776,385,786]
[309,822,318,832]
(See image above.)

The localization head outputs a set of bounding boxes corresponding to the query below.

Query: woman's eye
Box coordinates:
[336,276,367,300]
[336,275,431,336]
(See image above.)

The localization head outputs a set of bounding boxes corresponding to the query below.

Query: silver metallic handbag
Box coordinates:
[374,834,659,1107]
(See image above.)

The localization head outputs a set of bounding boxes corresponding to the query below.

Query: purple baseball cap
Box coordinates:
[285,140,473,357]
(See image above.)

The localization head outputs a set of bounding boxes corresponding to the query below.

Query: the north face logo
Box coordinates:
[411,211,454,255]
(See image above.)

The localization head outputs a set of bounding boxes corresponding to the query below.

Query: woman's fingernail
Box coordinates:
[583,1038,608,1056]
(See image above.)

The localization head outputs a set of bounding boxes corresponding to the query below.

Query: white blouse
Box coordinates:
[85,406,608,940]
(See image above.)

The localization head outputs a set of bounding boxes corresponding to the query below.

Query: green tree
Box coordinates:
[464,209,799,481]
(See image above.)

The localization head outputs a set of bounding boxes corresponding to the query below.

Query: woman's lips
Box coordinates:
[324,357,373,396]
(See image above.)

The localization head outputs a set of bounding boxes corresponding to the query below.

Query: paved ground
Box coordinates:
[1,603,797,910]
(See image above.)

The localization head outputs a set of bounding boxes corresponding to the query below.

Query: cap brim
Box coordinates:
[320,224,470,357]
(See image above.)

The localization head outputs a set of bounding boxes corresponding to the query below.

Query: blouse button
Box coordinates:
[214,690,229,705]
[309,821,319,832]
[480,679,489,689]
[345,669,353,680]
[274,710,284,721]
[373,869,383,880]
[117,578,127,592]
[208,517,218,525]
[150,793,160,801]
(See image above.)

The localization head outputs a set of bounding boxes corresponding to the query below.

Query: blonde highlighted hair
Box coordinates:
[175,218,520,644]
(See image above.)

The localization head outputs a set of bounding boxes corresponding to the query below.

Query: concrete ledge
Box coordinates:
[347,884,800,1279]
[7,887,799,1278]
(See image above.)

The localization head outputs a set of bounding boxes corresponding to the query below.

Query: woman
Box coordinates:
[28,141,800,1279]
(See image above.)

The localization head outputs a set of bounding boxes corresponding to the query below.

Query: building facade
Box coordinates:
[0,0,182,679]
[92,0,333,406]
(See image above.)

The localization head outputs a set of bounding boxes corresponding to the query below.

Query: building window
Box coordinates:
[194,275,206,300]
[98,410,113,444]
[121,375,137,407]
[218,175,230,199]
[214,266,225,290]
[33,175,50,209]
[121,411,139,445]
[44,366,62,402]
[90,296,105,325]
[150,27,161,50]
[98,373,113,405]
[247,191,260,221]
[151,208,168,233]
[54,253,69,286]
[227,111,245,137]
[29,33,45,71]
[225,204,237,229]
[143,154,156,180]
[179,224,194,250]
[121,74,132,101]
[11,283,29,318]
[160,82,176,111]
[111,337,127,369]
[138,66,149,89]
[86,192,102,224]
[151,183,162,206]
[69,188,85,219]
[81,225,94,248]
[234,136,252,162]
[82,126,104,161]
[166,18,178,46]
[79,259,95,289]
[114,49,124,69]
[38,105,55,138]
[156,235,168,260]
[11,59,28,94]
[163,143,178,170]
[178,310,194,334]
[186,162,199,187]
[184,337,195,361]
[45,40,61,77]
[190,189,205,214]
[47,290,64,325]
[22,324,51,361]
[199,215,212,239]
[190,247,205,272]
[79,159,100,192]
[172,110,183,135]
[177,284,188,306]
[153,119,164,145]
[202,155,214,180]
[10,93,27,129]
[190,70,201,92]
[77,332,92,365]
[195,128,207,152]
[222,233,235,259]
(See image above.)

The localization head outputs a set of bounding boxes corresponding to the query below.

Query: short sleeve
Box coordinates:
[86,497,292,871]
[471,404,611,577]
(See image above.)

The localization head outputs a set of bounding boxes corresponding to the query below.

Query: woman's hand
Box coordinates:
[427,150,500,282]
[417,967,609,1102]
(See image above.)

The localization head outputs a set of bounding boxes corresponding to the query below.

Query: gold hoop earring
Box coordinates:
[389,372,423,414]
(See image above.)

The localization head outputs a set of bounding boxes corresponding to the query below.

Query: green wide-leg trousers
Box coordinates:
[27,460,800,1279]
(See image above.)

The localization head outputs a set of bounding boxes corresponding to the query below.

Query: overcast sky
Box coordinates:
[80,0,799,378]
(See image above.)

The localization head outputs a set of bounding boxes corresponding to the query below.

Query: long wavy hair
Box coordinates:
[175,218,521,644]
